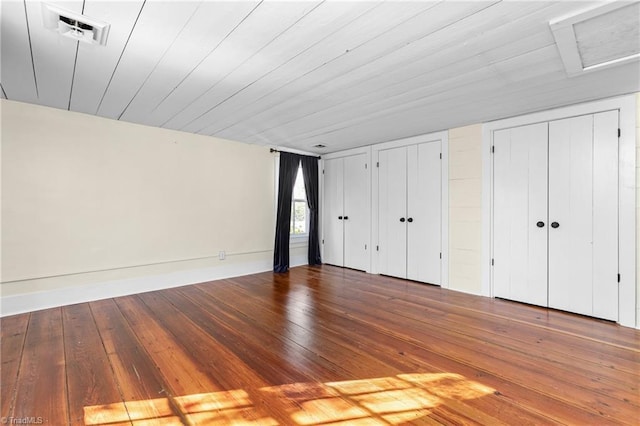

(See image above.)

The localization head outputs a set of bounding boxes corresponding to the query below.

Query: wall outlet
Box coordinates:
[218,251,226,260]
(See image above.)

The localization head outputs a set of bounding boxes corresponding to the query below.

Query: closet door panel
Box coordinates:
[493,123,548,306]
[592,110,619,320]
[378,147,407,278]
[549,115,594,316]
[343,154,369,271]
[323,158,344,267]
[407,141,441,284]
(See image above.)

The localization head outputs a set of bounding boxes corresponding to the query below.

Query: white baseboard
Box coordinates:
[446,286,483,297]
[1,252,308,317]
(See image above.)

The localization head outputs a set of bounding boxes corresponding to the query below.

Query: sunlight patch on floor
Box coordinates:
[84,372,495,425]
[84,397,180,425]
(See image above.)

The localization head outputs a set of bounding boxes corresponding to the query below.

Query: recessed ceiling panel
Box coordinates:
[551,2,640,76]
[574,2,640,68]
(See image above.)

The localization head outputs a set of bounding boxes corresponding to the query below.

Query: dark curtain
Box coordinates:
[273,152,300,272]
[301,155,322,266]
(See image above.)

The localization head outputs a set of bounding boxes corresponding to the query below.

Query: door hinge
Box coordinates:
[491,258,494,266]
[491,146,495,153]
[618,128,621,138]
[365,244,367,250]
[365,163,367,169]
[322,239,324,244]
[376,162,379,168]
[376,245,379,251]
[439,153,442,159]
[618,273,621,283]
[439,252,442,259]
[322,169,325,174]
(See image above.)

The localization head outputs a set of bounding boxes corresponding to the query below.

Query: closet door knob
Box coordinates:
[343,216,349,220]
[338,216,343,220]
[400,218,406,223]
[407,218,414,223]
[551,222,560,228]
[536,221,545,228]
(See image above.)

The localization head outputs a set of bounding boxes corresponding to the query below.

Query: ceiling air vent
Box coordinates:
[42,3,110,46]
[313,144,327,148]
[550,2,640,76]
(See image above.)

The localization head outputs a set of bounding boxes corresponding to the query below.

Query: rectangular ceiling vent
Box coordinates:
[42,3,110,46]
[550,2,640,76]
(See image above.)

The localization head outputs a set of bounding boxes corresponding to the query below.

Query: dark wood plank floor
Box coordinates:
[1,265,639,425]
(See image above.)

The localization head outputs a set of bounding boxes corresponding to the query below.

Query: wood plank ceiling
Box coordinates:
[2,0,639,154]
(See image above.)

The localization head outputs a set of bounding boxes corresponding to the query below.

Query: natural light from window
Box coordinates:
[291,167,308,237]
[83,373,495,425]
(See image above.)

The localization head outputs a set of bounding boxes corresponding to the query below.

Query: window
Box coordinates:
[291,167,308,237]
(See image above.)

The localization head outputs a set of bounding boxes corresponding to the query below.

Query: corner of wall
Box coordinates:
[447,124,483,296]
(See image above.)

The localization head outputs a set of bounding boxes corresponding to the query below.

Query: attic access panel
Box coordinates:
[550,2,640,76]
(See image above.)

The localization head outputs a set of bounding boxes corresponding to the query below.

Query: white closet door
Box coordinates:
[549,112,618,319]
[592,111,619,320]
[493,123,548,306]
[323,158,344,267]
[343,154,369,271]
[378,147,407,278]
[549,115,593,315]
[407,141,441,284]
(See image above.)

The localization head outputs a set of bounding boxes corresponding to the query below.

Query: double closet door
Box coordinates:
[493,111,619,320]
[323,154,369,271]
[378,141,441,284]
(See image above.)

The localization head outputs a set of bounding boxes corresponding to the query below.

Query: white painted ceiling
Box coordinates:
[2,0,639,154]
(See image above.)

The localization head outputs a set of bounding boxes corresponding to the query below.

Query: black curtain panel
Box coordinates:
[273,152,301,273]
[301,155,322,266]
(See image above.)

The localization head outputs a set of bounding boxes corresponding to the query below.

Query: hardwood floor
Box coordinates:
[1,265,639,425]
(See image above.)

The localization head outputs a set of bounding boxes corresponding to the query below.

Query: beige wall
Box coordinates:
[1,100,277,297]
[2,96,637,321]
[448,124,483,294]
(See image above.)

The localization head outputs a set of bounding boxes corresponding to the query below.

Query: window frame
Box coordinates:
[290,166,309,240]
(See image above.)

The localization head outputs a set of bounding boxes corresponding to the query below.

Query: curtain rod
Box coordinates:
[270,148,321,159]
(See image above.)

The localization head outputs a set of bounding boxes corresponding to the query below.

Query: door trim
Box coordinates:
[482,94,637,328]
[371,131,449,288]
